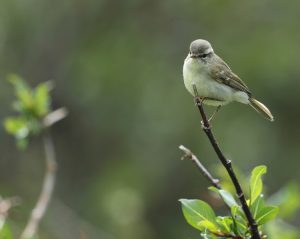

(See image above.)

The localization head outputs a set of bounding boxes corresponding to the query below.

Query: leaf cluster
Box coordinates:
[180,165,279,239]
[4,75,52,149]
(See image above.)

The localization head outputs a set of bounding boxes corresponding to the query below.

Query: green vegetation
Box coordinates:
[180,165,300,239]
[0,1,300,238]
[4,75,52,149]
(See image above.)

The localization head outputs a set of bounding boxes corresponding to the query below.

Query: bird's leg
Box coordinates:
[197,97,222,127]
[208,105,221,123]
[191,83,222,126]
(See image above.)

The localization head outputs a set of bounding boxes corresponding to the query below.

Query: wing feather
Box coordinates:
[209,54,251,96]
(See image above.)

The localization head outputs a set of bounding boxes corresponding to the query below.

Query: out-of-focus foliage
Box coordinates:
[265,220,299,239]
[0,223,13,239]
[4,75,51,149]
[264,183,300,239]
[268,182,300,220]
[0,0,299,238]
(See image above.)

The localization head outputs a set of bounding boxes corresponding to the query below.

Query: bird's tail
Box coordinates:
[249,98,274,122]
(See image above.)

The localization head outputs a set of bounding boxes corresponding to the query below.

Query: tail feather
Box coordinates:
[249,98,274,122]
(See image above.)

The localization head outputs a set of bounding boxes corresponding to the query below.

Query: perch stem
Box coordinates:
[192,84,260,239]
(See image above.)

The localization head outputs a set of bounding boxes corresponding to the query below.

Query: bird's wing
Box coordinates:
[214,54,232,71]
[209,55,251,95]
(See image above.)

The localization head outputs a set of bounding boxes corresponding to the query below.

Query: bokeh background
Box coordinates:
[0,0,299,238]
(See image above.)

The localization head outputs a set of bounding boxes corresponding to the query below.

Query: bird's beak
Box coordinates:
[189,51,199,58]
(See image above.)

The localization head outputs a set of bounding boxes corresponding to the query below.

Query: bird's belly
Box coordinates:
[183,66,233,106]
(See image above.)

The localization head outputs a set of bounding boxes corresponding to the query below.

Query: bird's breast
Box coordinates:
[183,58,206,94]
[183,58,234,105]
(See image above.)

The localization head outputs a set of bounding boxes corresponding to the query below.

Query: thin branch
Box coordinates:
[191,84,261,239]
[43,107,68,127]
[20,131,57,239]
[179,145,221,189]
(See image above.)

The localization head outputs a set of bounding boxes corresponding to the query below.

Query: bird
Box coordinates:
[183,39,274,121]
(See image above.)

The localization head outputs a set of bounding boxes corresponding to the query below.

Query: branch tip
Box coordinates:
[179,145,221,189]
[43,107,68,127]
[179,145,193,161]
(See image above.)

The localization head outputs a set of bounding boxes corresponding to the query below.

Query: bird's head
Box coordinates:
[189,39,214,60]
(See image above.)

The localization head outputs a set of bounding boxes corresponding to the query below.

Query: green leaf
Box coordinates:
[200,232,218,239]
[231,206,248,235]
[250,165,267,203]
[4,117,29,139]
[179,199,218,232]
[209,187,238,208]
[4,117,31,149]
[198,220,219,233]
[8,74,34,112]
[216,216,233,234]
[256,206,279,225]
[34,83,51,117]
[250,195,265,219]
[7,75,52,118]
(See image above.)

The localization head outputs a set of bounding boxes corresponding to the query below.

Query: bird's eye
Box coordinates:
[201,54,208,59]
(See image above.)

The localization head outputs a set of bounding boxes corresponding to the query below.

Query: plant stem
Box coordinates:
[179,145,221,189]
[192,84,260,239]
[20,131,57,239]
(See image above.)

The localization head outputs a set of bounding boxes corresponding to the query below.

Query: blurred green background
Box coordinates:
[0,0,299,238]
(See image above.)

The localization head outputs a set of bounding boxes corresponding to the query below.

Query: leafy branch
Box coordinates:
[178,84,278,239]
[3,75,67,239]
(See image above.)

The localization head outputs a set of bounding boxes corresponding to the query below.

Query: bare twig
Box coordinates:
[191,84,261,239]
[43,107,68,127]
[20,131,57,239]
[179,145,221,189]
